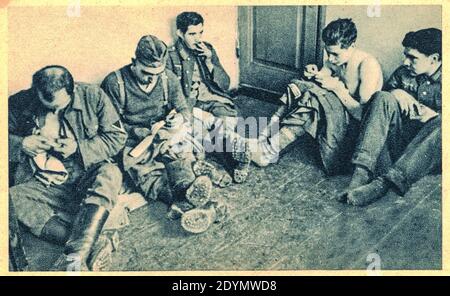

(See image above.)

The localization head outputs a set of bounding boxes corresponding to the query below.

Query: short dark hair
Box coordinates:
[402,28,442,59]
[32,65,74,102]
[322,18,357,49]
[176,11,204,33]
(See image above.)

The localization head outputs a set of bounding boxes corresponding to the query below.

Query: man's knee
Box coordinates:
[96,162,123,184]
[87,163,123,205]
[369,91,398,108]
[9,184,53,237]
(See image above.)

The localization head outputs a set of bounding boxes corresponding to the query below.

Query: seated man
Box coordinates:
[250,18,383,176]
[343,28,441,206]
[9,65,127,271]
[102,35,221,234]
[166,11,250,184]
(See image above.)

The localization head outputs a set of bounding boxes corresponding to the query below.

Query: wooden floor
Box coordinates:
[21,95,442,271]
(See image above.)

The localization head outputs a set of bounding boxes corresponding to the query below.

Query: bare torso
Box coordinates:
[325,49,383,100]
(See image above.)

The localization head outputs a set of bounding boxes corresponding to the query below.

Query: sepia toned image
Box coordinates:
[5,2,443,273]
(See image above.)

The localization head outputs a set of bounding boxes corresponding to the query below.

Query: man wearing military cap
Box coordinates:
[102,35,218,233]
[167,11,251,184]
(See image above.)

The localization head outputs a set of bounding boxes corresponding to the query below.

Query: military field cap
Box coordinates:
[135,35,168,74]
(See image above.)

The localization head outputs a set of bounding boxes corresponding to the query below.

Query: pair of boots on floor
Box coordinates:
[165,159,232,234]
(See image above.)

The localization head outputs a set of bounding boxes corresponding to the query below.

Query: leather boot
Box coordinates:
[181,200,229,234]
[165,159,196,194]
[193,160,232,188]
[230,136,251,184]
[40,216,72,246]
[52,204,109,271]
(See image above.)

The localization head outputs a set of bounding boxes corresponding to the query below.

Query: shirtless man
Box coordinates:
[250,18,383,176]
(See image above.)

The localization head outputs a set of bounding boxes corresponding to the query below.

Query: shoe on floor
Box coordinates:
[167,200,195,220]
[231,139,251,183]
[181,201,229,234]
[192,160,232,188]
[185,175,213,208]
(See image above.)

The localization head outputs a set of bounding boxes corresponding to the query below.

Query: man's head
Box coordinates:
[176,11,204,51]
[322,18,357,66]
[132,35,167,85]
[402,28,442,76]
[32,65,74,112]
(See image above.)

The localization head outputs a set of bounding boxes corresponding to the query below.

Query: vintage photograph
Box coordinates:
[7,3,442,272]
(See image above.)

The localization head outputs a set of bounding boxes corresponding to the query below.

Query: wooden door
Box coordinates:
[238,6,325,97]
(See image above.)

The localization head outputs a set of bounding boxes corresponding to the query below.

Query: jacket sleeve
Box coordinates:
[8,92,29,164]
[165,53,175,72]
[100,73,136,138]
[167,71,192,122]
[209,46,231,91]
[78,87,127,168]
[384,66,406,91]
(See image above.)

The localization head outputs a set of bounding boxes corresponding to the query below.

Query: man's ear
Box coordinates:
[176,29,184,39]
[430,53,441,63]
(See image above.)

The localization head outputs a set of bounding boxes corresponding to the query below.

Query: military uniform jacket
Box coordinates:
[167,39,231,107]
[385,65,441,113]
[9,83,127,184]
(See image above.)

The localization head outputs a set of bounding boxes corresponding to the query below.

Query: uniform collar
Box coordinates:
[68,84,83,111]
[429,65,442,82]
[416,65,441,84]
[175,39,194,61]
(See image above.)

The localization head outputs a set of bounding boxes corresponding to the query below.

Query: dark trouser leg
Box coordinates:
[78,162,123,211]
[384,116,441,195]
[9,180,78,237]
[9,197,29,271]
[346,116,441,206]
[352,91,407,174]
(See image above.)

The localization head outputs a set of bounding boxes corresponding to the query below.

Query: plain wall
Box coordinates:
[325,5,442,80]
[8,6,238,95]
[8,5,442,95]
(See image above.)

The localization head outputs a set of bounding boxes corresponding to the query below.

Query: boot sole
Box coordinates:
[231,140,251,183]
[181,208,216,234]
[185,176,212,208]
[193,160,232,188]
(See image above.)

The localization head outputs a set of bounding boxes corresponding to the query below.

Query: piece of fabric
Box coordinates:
[278,79,359,175]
